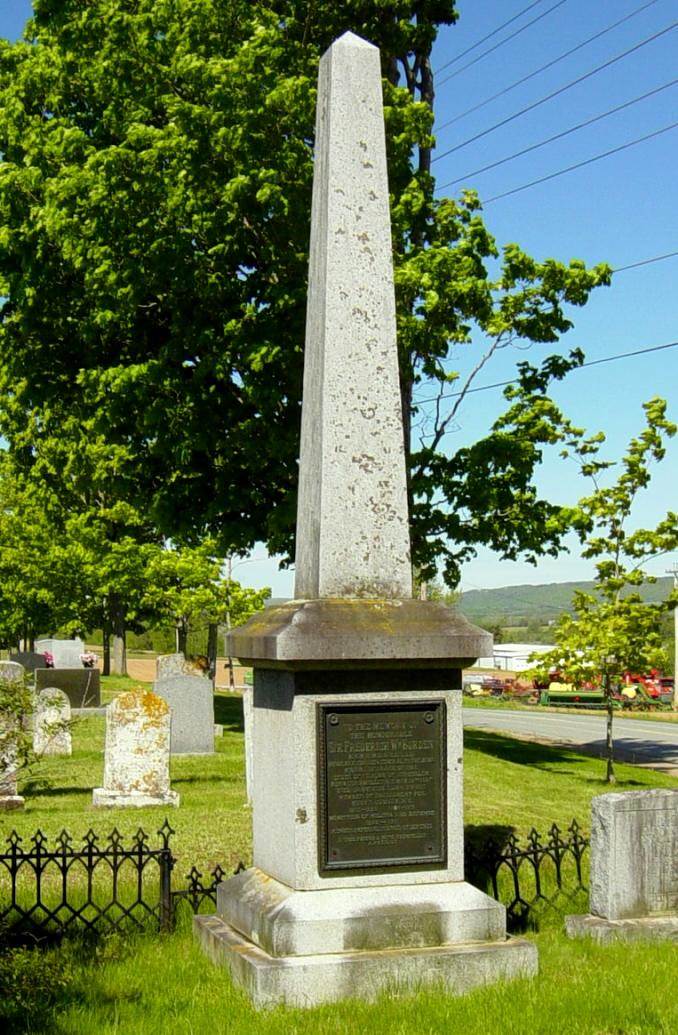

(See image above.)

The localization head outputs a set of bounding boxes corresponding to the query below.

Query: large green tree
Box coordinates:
[0,1,610,585]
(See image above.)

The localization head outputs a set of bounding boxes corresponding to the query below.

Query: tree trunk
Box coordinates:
[175,618,188,656]
[28,632,35,652]
[110,598,127,676]
[102,623,111,677]
[605,671,616,784]
[206,622,218,685]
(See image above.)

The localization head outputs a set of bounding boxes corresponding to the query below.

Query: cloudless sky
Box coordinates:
[2,1,676,596]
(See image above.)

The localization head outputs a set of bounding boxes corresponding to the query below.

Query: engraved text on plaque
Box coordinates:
[318,701,446,873]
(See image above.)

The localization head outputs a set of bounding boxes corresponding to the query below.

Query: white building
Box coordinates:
[472,643,552,673]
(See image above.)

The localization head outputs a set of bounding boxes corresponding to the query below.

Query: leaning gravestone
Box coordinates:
[35,638,85,669]
[35,668,100,708]
[154,674,214,755]
[194,32,536,1009]
[93,690,179,808]
[33,688,72,757]
[566,789,678,942]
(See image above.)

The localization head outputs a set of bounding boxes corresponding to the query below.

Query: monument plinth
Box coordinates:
[195,31,536,1008]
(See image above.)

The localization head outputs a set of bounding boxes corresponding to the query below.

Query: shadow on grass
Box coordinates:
[464,728,581,768]
[213,694,244,733]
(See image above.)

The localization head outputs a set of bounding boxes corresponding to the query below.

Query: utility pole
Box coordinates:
[668,565,678,711]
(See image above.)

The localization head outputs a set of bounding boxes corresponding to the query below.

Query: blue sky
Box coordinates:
[2,1,676,596]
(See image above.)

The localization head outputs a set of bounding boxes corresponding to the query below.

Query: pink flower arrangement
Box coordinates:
[43,651,54,668]
[80,652,98,669]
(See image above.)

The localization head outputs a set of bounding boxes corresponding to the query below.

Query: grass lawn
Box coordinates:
[2,678,676,1033]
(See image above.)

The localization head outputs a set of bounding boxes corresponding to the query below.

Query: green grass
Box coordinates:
[6,921,677,1034]
[2,689,676,1033]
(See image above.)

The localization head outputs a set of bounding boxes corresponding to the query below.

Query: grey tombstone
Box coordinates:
[33,688,72,757]
[10,652,47,674]
[193,32,535,1009]
[35,638,85,669]
[93,690,179,808]
[154,675,214,755]
[35,668,100,708]
[242,685,254,803]
[0,741,24,811]
[0,661,25,685]
[566,789,678,942]
[156,652,208,680]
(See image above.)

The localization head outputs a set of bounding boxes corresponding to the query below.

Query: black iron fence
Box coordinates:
[0,819,588,943]
[466,819,589,931]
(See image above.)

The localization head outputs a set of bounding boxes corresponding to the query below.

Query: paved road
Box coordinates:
[462,707,678,774]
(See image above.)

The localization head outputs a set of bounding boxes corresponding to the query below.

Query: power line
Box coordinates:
[437,77,678,190]
[437,0,569,88]
[414,341,678,407]
[481,119,678,203]
[435,0,664,133]
[614,249,678,272]
[435,0,549,75]
[432,20,678,162]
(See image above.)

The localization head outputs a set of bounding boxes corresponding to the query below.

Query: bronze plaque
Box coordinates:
[317,701,446,873]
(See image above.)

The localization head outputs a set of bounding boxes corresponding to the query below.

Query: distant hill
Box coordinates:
[458,577,673,625]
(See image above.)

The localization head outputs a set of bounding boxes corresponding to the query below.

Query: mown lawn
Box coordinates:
[1,680,676,1033]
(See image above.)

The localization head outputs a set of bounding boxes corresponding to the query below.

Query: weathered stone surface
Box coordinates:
[154,675,214,755]
[35,668,100,708]
[218,868,505,957]
[35,638,85,669]
[242,685,254,802]
[250,678,464,891]
[294,31,411,602]
[565,913,678,944]
[93,690,179,808]
[0,736,24,811]
[195,913,537,1009]
[0,661,25,684]
[10,652,48,673]
[589,790,678,920]
[33,688,72,757]
[228,598,491,668]
[156,653,209,680]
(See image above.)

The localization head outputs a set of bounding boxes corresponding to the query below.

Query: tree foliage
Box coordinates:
[0,1,611,586]
[530,399,678,779]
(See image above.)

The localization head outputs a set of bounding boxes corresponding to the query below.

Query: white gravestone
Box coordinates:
[35,638,85,669]
[0,742,24,811]
[566,789,678,942]
[154,675,214,755]
[195,32,533,1009]
[93,690,179,807]
[33,688,72,757]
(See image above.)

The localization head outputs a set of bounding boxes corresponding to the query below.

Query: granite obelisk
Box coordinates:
[195,32,536,1008]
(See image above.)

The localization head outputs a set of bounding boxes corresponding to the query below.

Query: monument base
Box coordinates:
[0,795,25,812]
[92,788,180,808]
[195,913,536,1009]
[565,913,678,944]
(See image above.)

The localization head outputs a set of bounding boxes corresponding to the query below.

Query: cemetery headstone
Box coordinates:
[93,690,179,808]
[242,685,254,803]
[35,638,86,669]
[35,667,101,708]
[33,688,72,757]
[0,752,24,811]
[566,789,678,942]
[154,674,214,755]
[156,652,208,680]
[10,652,47,674]
[193,32,536,1008]
[0,661,25,685]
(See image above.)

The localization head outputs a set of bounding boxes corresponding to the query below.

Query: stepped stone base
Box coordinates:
[195,913,537,1009]
[566,913,678,944]
[92,788,179,808]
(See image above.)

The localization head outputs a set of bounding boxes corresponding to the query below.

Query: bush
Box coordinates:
[0,944,73,1029]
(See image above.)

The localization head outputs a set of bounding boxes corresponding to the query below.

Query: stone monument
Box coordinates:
[154,673,215,755]
[33,688,72,757]
[156,653,209,680]
[35,667,101,708]
[35,637,85,669]
[566,789,678,942]
[0,747,24,811]
[93,690,179,808]
[0,661,25,685]
[194,31,536,1007]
